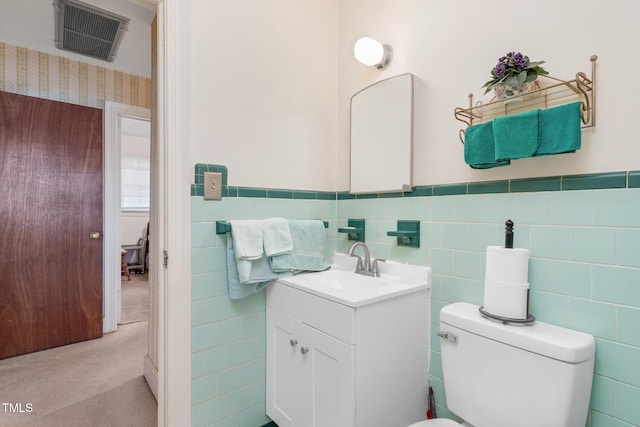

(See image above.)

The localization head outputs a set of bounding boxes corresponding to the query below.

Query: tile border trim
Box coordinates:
[191,164,640,199]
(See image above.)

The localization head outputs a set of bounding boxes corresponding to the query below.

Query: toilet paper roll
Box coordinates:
[484,246,530,284]
[483,280,530,320]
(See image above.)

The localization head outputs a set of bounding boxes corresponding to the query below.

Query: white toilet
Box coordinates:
[410,302,595,427]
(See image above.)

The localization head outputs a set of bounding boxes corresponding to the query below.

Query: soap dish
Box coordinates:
[337,219,365,242]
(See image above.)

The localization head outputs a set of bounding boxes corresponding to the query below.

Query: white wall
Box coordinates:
[338,0,640,189]
[121,212,149,245]
[188,0,339,191]
[187,0,640,192]
[122,132,151,157]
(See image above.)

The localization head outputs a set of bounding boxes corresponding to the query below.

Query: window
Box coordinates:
[121,153,150,210]
[120,118,151,211]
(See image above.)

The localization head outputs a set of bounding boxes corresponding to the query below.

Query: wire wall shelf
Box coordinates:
[455,55,598,144]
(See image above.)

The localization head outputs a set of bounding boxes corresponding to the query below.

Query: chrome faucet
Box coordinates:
[347,242,385,277]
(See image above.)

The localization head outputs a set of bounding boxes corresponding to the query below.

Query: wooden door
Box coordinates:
[0,91,103,359]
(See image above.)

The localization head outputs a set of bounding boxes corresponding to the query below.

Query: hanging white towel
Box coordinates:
[262,217,293,257]
[226,238,280,300]
[229,220,263,260]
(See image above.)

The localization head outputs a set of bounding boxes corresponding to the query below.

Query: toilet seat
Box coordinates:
[408,419,461,427]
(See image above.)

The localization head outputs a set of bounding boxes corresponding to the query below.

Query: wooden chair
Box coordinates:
[121,248,131,281]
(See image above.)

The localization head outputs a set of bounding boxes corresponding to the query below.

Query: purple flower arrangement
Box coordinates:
[482,51,548,94]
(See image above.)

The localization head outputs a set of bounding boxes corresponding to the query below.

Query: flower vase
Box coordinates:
[493,81,533,100]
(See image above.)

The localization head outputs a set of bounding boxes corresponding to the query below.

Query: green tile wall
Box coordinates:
[192,166,640,427]
[191,194,337,427]
[336,188,640,426]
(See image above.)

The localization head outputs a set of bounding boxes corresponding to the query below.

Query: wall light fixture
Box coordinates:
[353,37,393,70]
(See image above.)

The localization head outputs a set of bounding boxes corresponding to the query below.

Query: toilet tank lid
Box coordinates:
[440,302,595,363]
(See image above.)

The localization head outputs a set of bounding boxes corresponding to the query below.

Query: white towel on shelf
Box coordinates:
[262,217,293,257]
[229,220,263,260]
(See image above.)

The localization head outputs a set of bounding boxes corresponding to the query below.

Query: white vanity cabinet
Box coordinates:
[267,307,355,426]
[266,278,429,427]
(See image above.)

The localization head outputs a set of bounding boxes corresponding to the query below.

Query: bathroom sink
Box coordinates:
[275,253,431,307]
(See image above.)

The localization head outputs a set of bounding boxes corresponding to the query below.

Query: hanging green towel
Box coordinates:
[493,109,540,161]
[270,220,330,274]
[535,102,582,156]
[464,121,510,169]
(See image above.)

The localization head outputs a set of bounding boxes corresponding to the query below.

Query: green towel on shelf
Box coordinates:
[493,109,540,161]
[535,102,582,156]
[464,121,510,169]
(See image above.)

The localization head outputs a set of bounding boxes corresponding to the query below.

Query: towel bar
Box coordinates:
[215,220,329,234]
[337,218,365,242]
[386,220,420,248]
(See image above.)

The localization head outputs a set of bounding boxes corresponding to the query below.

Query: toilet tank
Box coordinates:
[438,303,595,427]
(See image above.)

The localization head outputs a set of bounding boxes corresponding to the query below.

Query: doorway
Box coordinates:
[104,102,151,334]
[103,102,159,400]
[120,117,151,325]
[0,0,190,421]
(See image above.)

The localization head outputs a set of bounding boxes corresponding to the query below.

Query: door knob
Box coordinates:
[290,339,298,347]
[300,346,309,355]
[89,231,101,240]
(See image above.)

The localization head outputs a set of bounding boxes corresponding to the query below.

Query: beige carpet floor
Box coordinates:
[0,275,157,427]
[120,273,150,325]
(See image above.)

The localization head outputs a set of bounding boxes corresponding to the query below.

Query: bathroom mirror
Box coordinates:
[350,73,414,194]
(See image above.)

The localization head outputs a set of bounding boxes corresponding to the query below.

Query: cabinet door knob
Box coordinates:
[290,339,298,347]
[300,346,309,355]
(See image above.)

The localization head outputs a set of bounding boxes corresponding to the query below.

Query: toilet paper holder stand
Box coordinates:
[479,220,536,325]
[478,306,536,325]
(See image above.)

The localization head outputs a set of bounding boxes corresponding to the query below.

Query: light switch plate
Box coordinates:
[204,172,223,200]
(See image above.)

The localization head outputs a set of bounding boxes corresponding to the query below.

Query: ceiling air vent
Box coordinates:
[54,0,130,62]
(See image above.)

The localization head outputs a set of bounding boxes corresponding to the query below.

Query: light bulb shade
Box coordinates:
[354,37,393,69]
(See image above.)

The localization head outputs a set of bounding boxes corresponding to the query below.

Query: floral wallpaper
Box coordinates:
[0,42,151,109]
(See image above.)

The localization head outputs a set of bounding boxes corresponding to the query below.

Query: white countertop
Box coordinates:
[275,253,431,307]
